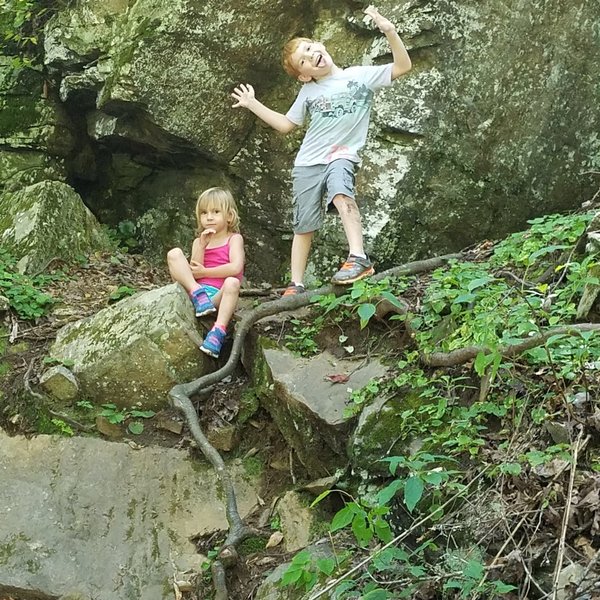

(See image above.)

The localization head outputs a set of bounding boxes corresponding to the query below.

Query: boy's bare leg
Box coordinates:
[211,277,240,328]
[167,248,199,293]
[291,231,314,284]
[332,194,365,257]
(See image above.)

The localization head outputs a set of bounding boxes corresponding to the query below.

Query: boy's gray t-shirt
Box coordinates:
[286,64,393,167]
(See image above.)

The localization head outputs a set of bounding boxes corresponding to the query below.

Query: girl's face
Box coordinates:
[199,204,230,233]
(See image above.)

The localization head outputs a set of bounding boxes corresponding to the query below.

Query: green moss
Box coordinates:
[0,97,41,136]
[238,535,267,556]
[237,389,259,425]
[0,533,29,565]
[242,455,264,477]
[6,340,29,355]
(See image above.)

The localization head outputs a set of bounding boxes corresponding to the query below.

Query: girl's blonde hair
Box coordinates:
[195,187,240,233]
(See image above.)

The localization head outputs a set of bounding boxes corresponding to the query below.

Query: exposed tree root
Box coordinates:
[168,252,461,598]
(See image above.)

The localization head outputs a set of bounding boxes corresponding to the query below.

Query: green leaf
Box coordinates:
[493,581,518,593]
[128,422,144,435]
[467,276,493,291]
[357,303,376,329]
[362,590,391,600]
[310,489,332,507]
[351,513,372,546]
[463,559,485,579]
[330,506,354,532]
[316,557,335,575]
[377,479,404,505]
[129,409,155,419]
[380,291,405,308]
[280,566,303,586]
[404,476,424,512]
[422,471,444,486]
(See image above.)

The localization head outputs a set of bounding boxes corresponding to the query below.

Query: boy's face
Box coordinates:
[290,40,334,82]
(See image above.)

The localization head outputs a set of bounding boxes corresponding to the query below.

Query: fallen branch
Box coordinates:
[420,324,600,367]
[168,252,461,598]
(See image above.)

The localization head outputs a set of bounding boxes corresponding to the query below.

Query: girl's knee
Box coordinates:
[166,247,184,261]
[223,277,241,293]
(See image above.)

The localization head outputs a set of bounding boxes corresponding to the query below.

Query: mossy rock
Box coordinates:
[0,180,111,274]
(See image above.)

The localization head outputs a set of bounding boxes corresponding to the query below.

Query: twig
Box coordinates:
[551,428,584,600]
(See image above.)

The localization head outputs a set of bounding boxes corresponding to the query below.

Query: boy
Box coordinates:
[232,6,411,295]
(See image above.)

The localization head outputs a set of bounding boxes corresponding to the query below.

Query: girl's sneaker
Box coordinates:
[190,287,216,317]
[200,326,227,358]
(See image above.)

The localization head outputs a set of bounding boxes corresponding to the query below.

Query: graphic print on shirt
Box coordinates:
[306,81,374,121]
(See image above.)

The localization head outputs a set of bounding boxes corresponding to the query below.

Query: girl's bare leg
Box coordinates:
[211,277,241,329]
[167,248,199,293]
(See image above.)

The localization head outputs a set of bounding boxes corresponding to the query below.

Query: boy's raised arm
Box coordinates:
[365,6,411,80]
[232,83,297,134]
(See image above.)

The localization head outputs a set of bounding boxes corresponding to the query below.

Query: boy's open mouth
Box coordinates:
[315,53,324,67]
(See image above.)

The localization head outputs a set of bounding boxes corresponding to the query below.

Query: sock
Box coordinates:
[293,282,304,287]
[214,323,227,334]
[351,253,366,259]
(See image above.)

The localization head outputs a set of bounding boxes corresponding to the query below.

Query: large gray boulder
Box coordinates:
[0,180,111,274]
[0,430,259,600]
[35,0,600,281]
[47,284,209,410]
[245,334,387,476]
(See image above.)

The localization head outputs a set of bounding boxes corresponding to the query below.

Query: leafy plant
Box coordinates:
[284,317,322,356]
[99,403,155,434]
[108,285,137,302]
[0,249,58,319]
[279,549,337,593]
[50,418,73,437]
[0,0,57,66]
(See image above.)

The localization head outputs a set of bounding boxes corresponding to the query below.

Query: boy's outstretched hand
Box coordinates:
[231,83,255,108]
[364,5,396,34]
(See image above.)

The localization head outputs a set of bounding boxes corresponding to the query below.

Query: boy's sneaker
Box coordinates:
[282,283,306,297]
[200,326,226,358]
[331,255,375,285]
[190,287,216,317]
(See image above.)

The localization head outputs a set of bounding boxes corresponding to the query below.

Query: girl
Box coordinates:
[167,187,244,358]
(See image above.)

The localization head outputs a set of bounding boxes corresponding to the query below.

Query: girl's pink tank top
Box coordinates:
[197,234,244,290]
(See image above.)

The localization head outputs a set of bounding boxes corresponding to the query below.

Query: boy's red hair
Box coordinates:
[282,37,312,79]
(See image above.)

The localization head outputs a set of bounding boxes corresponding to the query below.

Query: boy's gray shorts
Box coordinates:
[291,158,357,234]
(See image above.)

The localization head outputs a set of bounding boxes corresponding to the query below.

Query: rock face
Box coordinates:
[245,335,387,476]
[3,0,599,280]
[47,283,208,410]
[0,180,111,273]
[0,430,259,600]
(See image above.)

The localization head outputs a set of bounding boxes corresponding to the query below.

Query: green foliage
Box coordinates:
[108,285,137,302]
[0,0,57,66]
[279,549,340,593]
[49,418,73,436]
[491,211,593,273]
[0,250,57,319]
[274,212,597,598]
[316,277,410,330]
[99,403,155,434]
[285,317,322,356]
[105,221,141,253]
